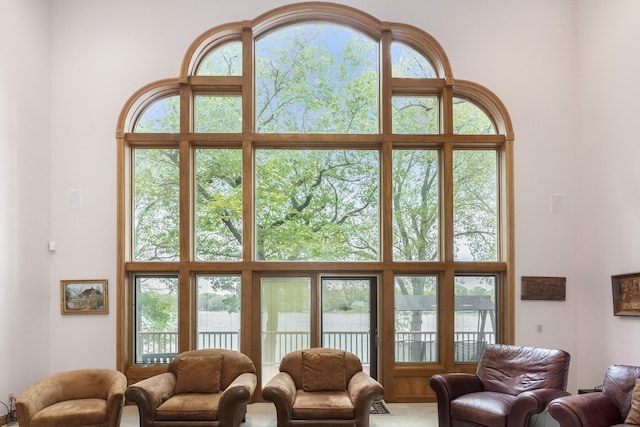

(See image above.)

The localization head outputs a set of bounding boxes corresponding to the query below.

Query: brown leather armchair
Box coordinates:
[548,364,640,426]
[125,349,257,427]
[262,347,384,427]
[429,344,571,427]
[16,368,127,427]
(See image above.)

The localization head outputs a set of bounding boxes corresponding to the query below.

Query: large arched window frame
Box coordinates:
[116,2,514,402]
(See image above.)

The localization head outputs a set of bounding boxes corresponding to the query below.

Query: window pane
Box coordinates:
[391,42,436,78]
[453,150,498,261]
[393,150,439,261]
[194,95,242,133]
[196,41,242,76]
[195,149,242,260]
[255,149,379,261]
[255,23,378,133]
[453,97,496,134]
[135,275,179,364]
[261,277,310,386]
[454,275,497,363]
[394,275,438,363]
[133,149,180,261]
[392,96,439,134]
[197,275,241,350]
[135,96,180,133]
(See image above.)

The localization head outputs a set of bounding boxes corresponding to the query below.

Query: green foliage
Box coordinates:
[195,150,243,260]
[255,149,379,261]
[131,23,502,335]
[134,149,180,261]
[197,42,242,76]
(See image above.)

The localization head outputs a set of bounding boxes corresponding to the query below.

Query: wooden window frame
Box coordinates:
[115,2,515,402]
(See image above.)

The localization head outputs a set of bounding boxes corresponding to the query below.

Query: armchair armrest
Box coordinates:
[125,372,176,424]
[509,389,570,425]
[348,371,384,422]
[218,372,258,427]
[548,392,622,427]
[262,372,296,425]
[105,374,127,425]
[429,373,483,427]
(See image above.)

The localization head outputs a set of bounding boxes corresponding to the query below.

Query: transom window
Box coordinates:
[117,3,514,402]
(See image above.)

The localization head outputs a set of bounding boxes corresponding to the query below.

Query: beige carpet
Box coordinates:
[119,402,438,427]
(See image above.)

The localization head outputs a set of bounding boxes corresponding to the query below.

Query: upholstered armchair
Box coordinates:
[125,349,257,427]
[549,364,640,426]
[429,344,571,427]
[262,347,384,427]
[16,368,127,427]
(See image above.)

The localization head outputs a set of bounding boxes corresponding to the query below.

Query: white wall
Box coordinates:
[3,0,640,401]
[0,0,52,401]
[575,0,640,384]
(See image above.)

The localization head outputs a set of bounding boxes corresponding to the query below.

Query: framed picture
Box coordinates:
[612,272,640,316]
[521,276,566,301]
[60,279,108,315]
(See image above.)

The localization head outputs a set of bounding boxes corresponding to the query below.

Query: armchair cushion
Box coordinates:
[175,355,223,394]
[301,350,346,391]
[625,377,640,425]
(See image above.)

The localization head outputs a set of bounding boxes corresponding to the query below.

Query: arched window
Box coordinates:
[116,2,514,402]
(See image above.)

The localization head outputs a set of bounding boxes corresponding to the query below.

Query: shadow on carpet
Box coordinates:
[370,399,392,414]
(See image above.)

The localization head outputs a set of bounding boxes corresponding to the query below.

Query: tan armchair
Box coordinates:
[125,349,257,427]
[262,347,384,427]
[16,368,127,427]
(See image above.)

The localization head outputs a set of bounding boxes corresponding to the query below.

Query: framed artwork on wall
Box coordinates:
[60,279,108,315]
[612,272,640,316]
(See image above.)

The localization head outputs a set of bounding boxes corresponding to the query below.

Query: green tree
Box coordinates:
[132,23,499,335]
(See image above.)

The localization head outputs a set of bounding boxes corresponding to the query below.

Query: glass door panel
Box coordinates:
[261,277,311,386]
[321,277,377,378]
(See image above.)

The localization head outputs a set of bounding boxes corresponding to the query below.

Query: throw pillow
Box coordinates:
[626,377,640,425]
[301,350,346,392]
[175,355,223,394]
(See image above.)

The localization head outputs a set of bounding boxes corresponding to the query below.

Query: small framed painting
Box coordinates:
[60,279,108,315]
[612,272,640,316]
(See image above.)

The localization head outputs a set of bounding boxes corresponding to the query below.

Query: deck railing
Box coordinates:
[137,330,495,364]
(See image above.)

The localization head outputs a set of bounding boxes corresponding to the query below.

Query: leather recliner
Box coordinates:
[429,343,571,427]
[549,364,640,426]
